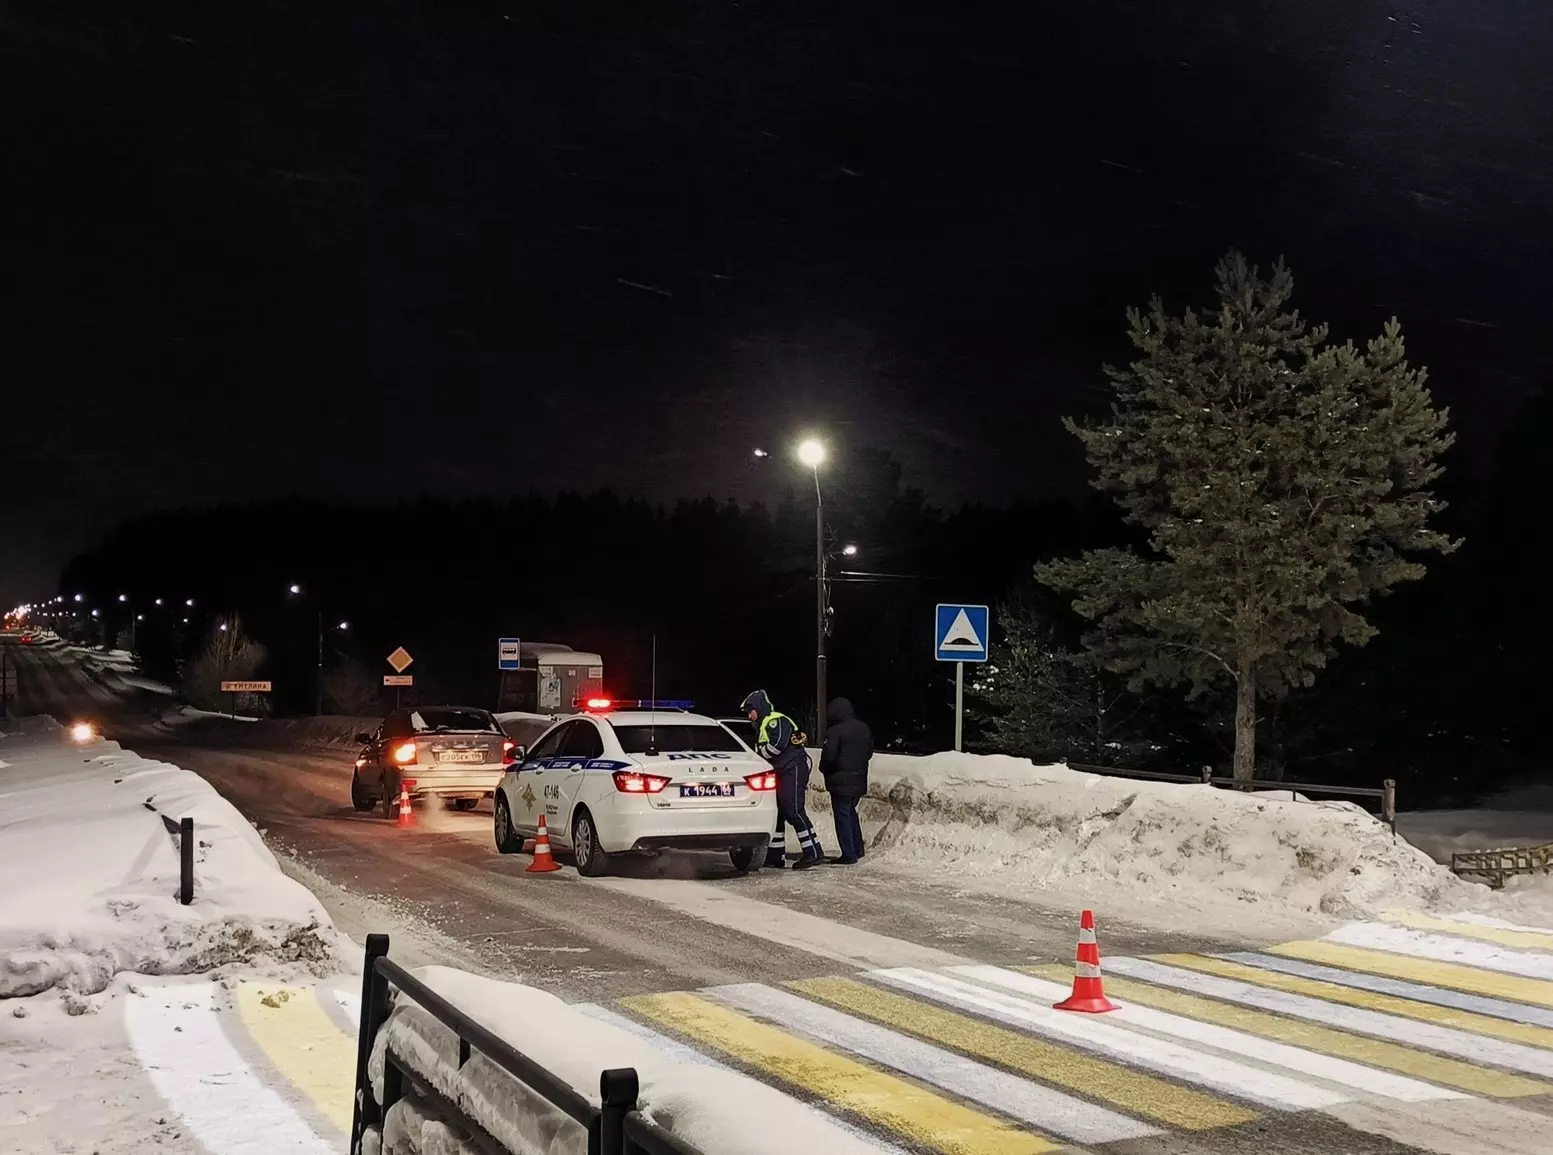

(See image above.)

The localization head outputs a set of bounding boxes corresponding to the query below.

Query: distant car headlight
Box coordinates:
[70,722,96,744]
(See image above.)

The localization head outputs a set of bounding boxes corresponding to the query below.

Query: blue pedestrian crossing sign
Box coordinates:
[935,604,990,662]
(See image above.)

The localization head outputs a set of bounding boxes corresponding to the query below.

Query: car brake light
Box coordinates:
[743,771,777,791]
[612,770,670,794]
[502,739,517,762]
[401,778,417,789]
[393,741,418,764]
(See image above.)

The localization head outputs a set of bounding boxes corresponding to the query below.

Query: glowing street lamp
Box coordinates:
[796,438,826,469]
[842,543,858,557]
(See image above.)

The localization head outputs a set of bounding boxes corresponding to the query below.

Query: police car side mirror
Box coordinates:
[355,732,371,745]
[514,745,528,760]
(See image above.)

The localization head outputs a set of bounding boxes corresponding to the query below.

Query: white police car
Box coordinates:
[493,699,777,876]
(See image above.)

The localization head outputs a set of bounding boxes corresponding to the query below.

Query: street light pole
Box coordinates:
[813,465,826,746]
[797,437,828,745]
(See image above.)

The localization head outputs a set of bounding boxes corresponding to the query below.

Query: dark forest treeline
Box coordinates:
[52,375,1553,805]
[55,452,1107,748]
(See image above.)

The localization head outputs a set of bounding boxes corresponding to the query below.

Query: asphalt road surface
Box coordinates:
[9,637,1552,1155]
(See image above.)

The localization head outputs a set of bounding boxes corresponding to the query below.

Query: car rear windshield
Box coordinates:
[410,708,500,733]
[612,724,743,754]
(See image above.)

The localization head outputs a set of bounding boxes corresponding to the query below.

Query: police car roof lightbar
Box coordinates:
[575,697,695,712]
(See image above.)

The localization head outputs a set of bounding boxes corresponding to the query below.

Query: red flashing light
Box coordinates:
[612,770,670,794]
[582,697,614,711]
[743,771,778,792]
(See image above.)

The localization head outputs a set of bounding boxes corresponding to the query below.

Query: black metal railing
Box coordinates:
[350,934,704,1155]
[1067,763,1397,833]
[143,803,195,904]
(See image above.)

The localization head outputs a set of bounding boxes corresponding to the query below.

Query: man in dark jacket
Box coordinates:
[818,697,871,864]
[741,690,824,869]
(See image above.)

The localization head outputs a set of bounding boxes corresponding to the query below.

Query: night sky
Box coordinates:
[6,1,1552,606]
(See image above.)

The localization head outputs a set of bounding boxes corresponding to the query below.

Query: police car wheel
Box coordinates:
[494,795,522,855]
[729,846,762,874]
[572,811,609,877]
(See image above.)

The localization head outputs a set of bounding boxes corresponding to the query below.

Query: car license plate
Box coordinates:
[438,750,484,763]
[678,783,735,798]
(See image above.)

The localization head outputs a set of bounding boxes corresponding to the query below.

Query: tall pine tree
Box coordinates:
[1037,253,1457,780]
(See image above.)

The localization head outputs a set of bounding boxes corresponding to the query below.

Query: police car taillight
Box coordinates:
[743,771,777,791]
[612,770,670,794]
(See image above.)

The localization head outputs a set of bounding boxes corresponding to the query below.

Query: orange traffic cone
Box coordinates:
[1053,909,1117,1013]
[526,814,561,874]
[396,785,414,827]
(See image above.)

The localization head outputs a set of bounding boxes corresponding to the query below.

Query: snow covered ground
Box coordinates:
[805,750,1553,939]
[0,720,344,1000]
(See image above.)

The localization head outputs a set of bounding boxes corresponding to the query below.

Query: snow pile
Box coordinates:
[368,967,880,1155]
[0,721,345,1001]
[817,750,1482,920]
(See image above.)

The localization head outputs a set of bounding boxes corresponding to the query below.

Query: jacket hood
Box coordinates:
[740,690,774,717]
[826,697,855,725]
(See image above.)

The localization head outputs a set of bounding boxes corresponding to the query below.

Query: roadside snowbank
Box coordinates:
[368,967,880,1155]
[811,750,1486,922]
[0,721,344,1000]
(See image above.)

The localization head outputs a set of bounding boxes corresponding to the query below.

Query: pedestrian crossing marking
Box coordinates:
[620,991,1060,1155]
[1192,952,1553,1049]
[1027,964,1527,1099]
[789,976,1258,1130]
[875,966,1345,1110]
[233,981,357,1136]
[708,982,1160,1144]
[983,965,1454,1103]
[1326,922,1553,981]
[1380,910,1553,953]
[1264,940,1553,1009]
[1220,950,1553,1030]
[1118,957,1553,1085]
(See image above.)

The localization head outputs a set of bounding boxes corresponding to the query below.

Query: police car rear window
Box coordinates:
[612,725,742,754]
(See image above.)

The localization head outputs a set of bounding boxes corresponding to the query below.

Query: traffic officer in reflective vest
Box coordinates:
[741,690,824,869]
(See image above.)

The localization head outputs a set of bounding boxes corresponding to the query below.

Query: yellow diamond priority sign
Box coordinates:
[386,646,413,674]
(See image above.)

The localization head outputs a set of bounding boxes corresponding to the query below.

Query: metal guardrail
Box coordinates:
[1066,763,1397,832]
[1451,842,1553,889]
[349,934,703,1155]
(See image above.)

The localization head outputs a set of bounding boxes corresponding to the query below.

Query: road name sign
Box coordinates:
[386,647,414,674]
[498,638,521,670]
[383,675,414,687]
[935,604,990,663]
[220,680,272,693]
